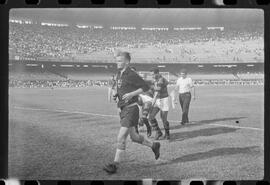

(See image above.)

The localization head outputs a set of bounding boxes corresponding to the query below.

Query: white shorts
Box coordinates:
[139,94,153,103]
[154,97,169,111]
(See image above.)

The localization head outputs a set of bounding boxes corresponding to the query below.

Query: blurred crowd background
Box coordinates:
[9,23,263,63]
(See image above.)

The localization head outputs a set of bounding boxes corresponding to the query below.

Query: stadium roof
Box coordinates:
[10,8,263,27]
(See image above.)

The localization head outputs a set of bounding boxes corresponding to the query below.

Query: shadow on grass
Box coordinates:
[169,126,239,142]
[154,146,259,166]
[167,116,247,131]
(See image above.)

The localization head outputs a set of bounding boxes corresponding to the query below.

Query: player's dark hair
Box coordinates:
[180,68,187,74]
[151,68,159,74]
[119,51,131,62]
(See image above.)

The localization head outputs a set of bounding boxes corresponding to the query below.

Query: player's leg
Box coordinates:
[104,105,140,174]
[103,126,130,174]
[160,111,170,140]
[182,93,191,124]
[159,97,170,140]
[149,106,163,140]
[137,105,147,132]
[114,127,130,163]
[128,105,160,159]
[108,87,112,102]
[138,105,144,126]
[179,94,185,124]
[179,94,184,110]
[142,102,152,137]
[141,117,152,137]
[129,127,160,160]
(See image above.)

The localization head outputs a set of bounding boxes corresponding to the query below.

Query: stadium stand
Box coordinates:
[65,72,112,80]
[9,23,263,63]
[9,71,65,81]
[9,70,264,88]
[9,20,264,88]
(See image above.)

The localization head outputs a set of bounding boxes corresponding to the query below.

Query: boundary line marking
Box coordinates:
[13,106,118,118]
[13,106,263,131]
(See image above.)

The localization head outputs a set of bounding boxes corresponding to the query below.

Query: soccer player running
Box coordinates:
[103,52,161,174]
[148,68,170,140]
[174,68,195,125]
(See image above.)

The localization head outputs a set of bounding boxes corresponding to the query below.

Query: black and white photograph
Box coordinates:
[8,8,264,180]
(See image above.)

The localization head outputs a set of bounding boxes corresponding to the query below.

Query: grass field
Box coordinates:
[8,85,264,180]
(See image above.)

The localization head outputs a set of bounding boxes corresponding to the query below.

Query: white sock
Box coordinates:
[114,149,125,163]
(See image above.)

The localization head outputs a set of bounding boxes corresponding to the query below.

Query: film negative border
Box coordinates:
[0,0,269,185]
[0,180,270,185]
[0,0,270,6]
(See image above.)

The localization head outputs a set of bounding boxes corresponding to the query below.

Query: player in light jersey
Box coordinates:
[137,89,155,137]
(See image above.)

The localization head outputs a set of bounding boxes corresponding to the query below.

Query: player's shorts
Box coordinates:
[120,105,139,128]
[154,97,169,111]
[139,94,153,103]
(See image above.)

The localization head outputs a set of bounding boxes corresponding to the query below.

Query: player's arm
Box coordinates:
[190,79,196,100]
[193,86,196,100]
[122,88,144,102]
[174,78,179,92]
[169,90,176,109]
[108,78,117,102]
[152,91,159,106]
[108,86,112,102]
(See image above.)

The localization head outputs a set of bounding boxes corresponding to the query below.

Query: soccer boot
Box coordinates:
[151,142,161,160]
[161,129,170,140]
[154,129,163,140]
[103,162,118,174]
[180,121,186,125]
[146,126,152,137]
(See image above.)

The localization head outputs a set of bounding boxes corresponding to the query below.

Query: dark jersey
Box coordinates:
[153,75,169,99]
[143,80,155,98]
[115,67,149,108]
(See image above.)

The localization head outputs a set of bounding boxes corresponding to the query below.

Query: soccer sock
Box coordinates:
[143,118,151,129]
[114,149,125,164]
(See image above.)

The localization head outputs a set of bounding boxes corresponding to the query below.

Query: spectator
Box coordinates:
[9,23,263,63]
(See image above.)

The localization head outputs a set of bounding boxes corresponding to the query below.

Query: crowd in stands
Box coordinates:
[9,23,263,63]
[9,75,264,89]
[9,79,110,88]
[9,79,264,88]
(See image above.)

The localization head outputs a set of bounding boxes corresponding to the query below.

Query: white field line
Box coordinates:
[13,106,118,118]
[13,106,263,131]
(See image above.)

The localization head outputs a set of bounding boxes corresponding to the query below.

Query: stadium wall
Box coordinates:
[9,60,264,76]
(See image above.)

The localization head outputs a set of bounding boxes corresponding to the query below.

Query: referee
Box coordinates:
[174,68,195,125]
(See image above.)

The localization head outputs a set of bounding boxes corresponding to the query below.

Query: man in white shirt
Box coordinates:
[174,69,195,125]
